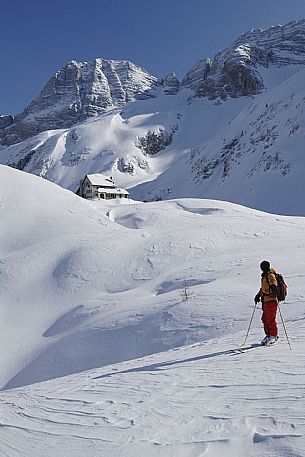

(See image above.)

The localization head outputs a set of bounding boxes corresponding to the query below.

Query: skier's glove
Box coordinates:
[254,293,261,304]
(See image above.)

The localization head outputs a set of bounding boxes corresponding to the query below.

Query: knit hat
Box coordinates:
[260,260,270,272]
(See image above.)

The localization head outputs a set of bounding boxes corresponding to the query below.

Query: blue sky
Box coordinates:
[2,0,305,114]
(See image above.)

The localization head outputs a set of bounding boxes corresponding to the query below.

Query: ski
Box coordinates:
[263,340,279,347]
[230,343,263,354]
[231,340,279,354]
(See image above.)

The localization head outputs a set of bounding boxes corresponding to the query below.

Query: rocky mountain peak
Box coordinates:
[2,20,305,147]
[186,19,305,100]
[0,58,159,146]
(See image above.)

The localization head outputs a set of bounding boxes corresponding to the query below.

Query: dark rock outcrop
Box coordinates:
[136,129,172,155]
[0,115,14,129]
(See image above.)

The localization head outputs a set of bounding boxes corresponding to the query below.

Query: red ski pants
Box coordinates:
[261,301,278,337]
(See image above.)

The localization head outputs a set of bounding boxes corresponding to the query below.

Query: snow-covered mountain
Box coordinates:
[0,58,159,145]
[182,19,305,99]
[2,19,305,216]
[3,19,305,147]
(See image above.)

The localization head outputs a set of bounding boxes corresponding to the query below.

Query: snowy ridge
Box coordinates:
[189,19,305,100]
[180,58,212,92]
[0,98,184,193]
[237,19,305,65]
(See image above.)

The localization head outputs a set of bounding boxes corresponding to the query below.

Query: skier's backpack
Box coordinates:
[266,271,287,301]
[275,273,287,302]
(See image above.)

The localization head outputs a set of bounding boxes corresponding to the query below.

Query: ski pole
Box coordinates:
[241,302,257,346]
[278,302,292,350]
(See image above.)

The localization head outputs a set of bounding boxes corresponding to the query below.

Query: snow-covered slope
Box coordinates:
[135,65,305,215]
[1,307,305,456]
[0,95,187,193]
[1,162,305,456]
[1,164,304,392]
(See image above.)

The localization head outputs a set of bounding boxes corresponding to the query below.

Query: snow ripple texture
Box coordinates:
[0,335,305,457]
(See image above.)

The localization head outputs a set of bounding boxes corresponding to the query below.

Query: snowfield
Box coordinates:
[1,164,305,456]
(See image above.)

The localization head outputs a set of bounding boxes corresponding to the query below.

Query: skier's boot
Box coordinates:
[267,336,279,346]
[261,335,270,345]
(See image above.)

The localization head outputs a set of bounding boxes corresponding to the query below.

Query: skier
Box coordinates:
[254,260,279,346]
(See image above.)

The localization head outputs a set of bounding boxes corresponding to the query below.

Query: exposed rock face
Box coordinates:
[195,46,264,99]
[180,59,211,92]
[1,59,159,146]
[0,115,14,130]
[163,73,179,95]
[184,19,305,100]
